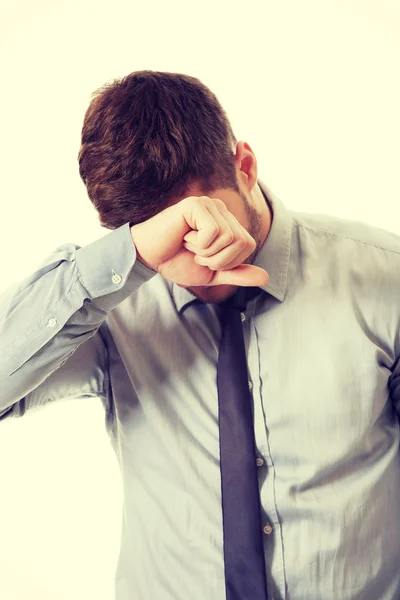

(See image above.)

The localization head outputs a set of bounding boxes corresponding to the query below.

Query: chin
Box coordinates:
[187,284,238,304]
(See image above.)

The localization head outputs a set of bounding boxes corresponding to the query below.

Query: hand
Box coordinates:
[130,195,269,288]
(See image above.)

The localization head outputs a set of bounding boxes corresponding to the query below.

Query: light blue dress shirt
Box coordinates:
[1,180,400,600]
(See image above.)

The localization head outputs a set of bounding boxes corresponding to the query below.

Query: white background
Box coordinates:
[0,1,399,598]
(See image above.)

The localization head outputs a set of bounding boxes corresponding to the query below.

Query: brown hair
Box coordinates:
[78,70,239,229]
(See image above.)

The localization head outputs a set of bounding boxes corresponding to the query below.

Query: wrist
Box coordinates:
[130,224,156,272]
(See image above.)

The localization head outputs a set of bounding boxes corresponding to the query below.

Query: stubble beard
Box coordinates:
[183,192,264,303]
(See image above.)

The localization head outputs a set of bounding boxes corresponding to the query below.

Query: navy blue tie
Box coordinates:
[216,285,269,600]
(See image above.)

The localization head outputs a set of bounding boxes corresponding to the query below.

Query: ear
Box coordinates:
[234,141,258,191]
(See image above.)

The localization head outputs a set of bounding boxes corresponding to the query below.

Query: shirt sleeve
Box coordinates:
[0,221,156,421]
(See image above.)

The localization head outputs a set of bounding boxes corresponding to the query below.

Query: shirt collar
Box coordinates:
[170,179,294,315]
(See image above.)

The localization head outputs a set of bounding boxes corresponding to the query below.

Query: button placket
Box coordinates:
[263,524,273,535]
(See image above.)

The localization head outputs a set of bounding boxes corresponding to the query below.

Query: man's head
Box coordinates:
[78,70,272,303]
[170,142,272,304]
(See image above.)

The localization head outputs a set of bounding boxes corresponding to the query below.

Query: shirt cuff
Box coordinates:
[75,222,157,311]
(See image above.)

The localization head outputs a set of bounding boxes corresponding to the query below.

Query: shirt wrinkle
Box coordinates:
[1,180,400,600]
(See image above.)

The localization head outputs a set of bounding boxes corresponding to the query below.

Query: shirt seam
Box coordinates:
[295,222,400,256]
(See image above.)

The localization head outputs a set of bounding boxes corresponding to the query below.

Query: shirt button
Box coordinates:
[248,380,253,390]
[263,524,273,535]
[256,457,264,467]
[240,312,246,322]
[112,273,122,284]
[47,318,57,328]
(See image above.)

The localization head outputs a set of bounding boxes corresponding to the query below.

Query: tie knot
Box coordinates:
[219,286,261,312]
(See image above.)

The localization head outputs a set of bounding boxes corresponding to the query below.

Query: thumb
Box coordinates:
[208,264,269,287]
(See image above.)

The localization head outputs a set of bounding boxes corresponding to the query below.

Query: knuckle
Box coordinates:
[208,224,220,238]
[196,248,211,258]
[215,198,227,209]
[223,230,235,244]
[249,234,257,247]
[236,235,247,249]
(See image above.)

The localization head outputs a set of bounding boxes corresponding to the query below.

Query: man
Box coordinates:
[1,70,400,599]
